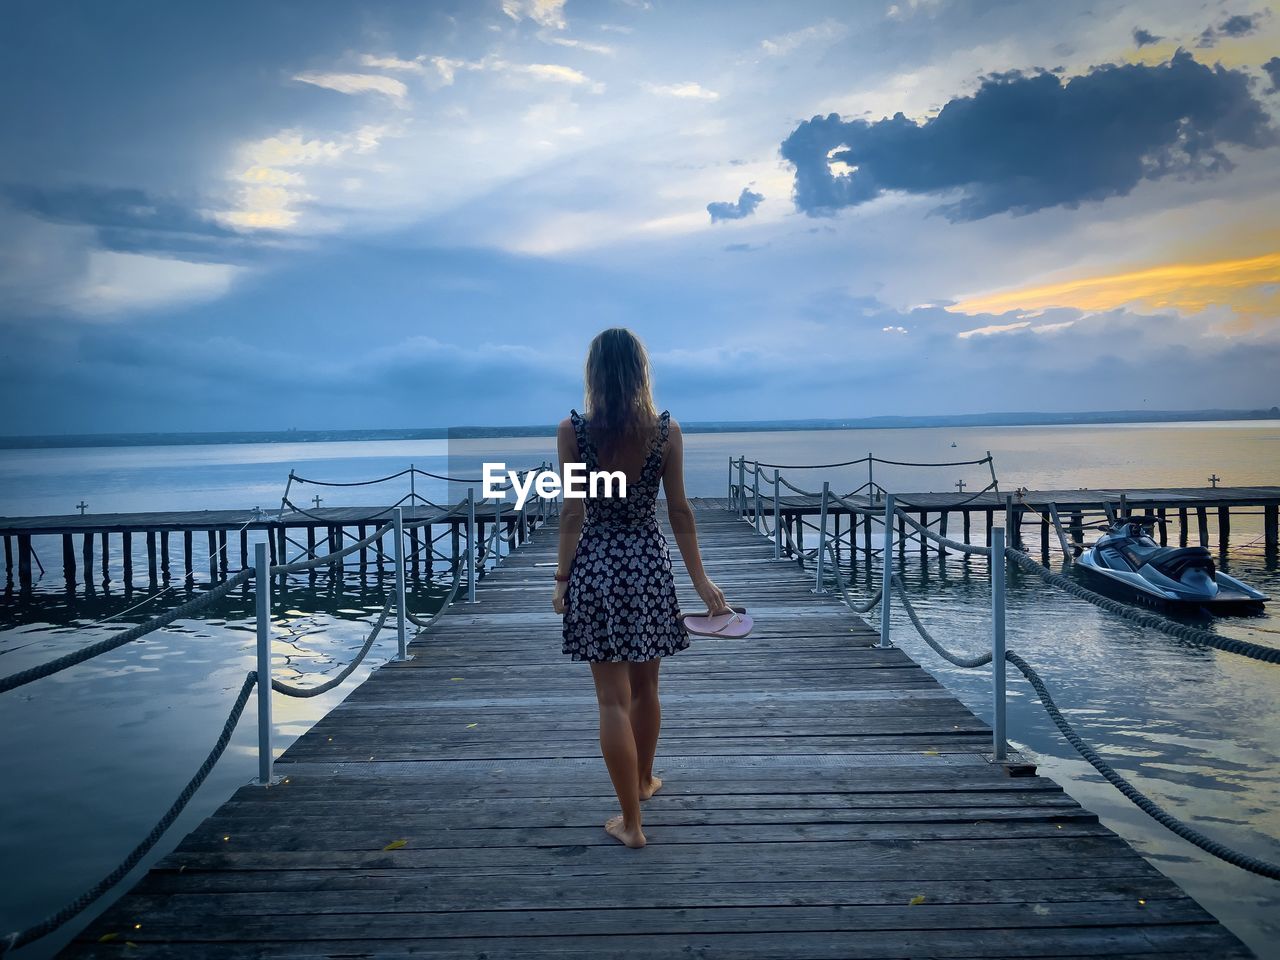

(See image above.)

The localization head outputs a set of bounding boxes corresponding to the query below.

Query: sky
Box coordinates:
[1,0,1278,434]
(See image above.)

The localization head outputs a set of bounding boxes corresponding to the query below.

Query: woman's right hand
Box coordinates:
[694,576,731,615]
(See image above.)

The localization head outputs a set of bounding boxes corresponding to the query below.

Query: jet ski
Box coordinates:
[1077,517,1268,614]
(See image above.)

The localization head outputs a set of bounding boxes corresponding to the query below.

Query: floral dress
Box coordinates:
[561,409,691,662]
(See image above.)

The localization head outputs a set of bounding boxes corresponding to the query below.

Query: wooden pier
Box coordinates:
[723,485,1280,558]
[61,502,1250,958]
[0,501,528,592]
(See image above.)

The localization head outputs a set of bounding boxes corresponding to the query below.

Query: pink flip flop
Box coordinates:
[679,608,753,638]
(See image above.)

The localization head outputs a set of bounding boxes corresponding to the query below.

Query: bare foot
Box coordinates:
[638,775,663,800]
[605,814,647,848]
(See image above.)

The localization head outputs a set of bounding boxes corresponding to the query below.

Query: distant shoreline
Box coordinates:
[2,408,1276,450]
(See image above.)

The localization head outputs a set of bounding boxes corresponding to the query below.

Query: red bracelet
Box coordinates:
[554,571,571,582]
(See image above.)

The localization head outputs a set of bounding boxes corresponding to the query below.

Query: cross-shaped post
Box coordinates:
[312,495,324,509]
[955,480,966,494]
[77,501,88,515]
[1208,474,1220,489]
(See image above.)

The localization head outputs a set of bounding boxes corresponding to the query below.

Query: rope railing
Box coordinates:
[753,487,1280,880]
[1,468,561,950]
[1,671,259,954]
[270,600,393,699]
[0,569,254,695]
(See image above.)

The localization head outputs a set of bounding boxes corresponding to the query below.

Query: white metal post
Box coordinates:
[991,526,1007,761]
[254,542,273,785]
[737,458,745,516]
[494,495,503,561]
[772,470,781,561]
[813,481,829,593]
[727,456,732,502]
[878,494,895,648]
[466,488,477,603]
[753,467,761,533]
[393,507,408,660]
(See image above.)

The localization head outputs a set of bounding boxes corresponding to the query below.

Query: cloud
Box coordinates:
[780,50,1277,222]
[70,250,241,315]
[546,37,615,55]
[359,54,427,73]
[1132,27,1161,48]
[1264,56,1280,93]
[760,20,847,57]
[956,319,1032,338]
[215,126,399,231]
[644,81,719,101]
[947,250,1280,333]
[1197,12,1265,47]
[502,0,567,30]
[292,71,409,103]
[707,187,764,222]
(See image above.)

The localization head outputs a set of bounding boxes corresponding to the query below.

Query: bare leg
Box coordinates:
[629,658,663,799]
[590,661,646,848]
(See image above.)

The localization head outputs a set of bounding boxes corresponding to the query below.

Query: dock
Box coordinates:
[60,501,1251,958]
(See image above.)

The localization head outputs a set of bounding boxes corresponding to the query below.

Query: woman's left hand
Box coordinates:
[552,580,568,615]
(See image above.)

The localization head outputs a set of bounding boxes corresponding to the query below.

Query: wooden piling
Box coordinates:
[218,530,228,576]
[276,526,287,568]
[100,531,109,584]
[161,532,170,581]
[984,509,994,546]
[3,534,10,579]
[268,528,278,565]
[961,511,970,545]
[306,526,316,560]
[122,532,133,585]
[410,526,420,575]
[918,512,927,557]
[17,534,32,588]
[184,530,194,580]
[1217,506,1230,549]
[425,524,433,576]
[358,524,369,575]
[240,530,249,569]
[1196,507,1209,547]
[1039,516,1049,557]
[861,513,872,560]
[1069,511,1083,546]
[207,530,218,581]
[331,526,344,575]
[1266,505,1278,554]
[147,531,158,586]
[1178,507,1188,547]
[1157,508,1168,546]
[83,532,93,588]
[62,534,76,586]
[937,512,948,557]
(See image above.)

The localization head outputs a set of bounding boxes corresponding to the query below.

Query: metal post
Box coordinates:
[727,456,733,502]
[466,488,477,603]
[494,495,503,561]
[753,467,762,534]
[878,494,895,648]
[772,470,781,561]
[991,527,1007,761]
[813,481,829,593]
[254,543,273,785]
[737,458,746,517]
[393,507,408,660]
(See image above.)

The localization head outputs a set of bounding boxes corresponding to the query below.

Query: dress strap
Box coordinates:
[568,409,595,469]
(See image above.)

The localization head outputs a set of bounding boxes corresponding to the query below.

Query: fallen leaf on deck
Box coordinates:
[908,895,926,906]
[383,839,408,850]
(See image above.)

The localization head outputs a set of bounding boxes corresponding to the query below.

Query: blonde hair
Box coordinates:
[582,327,660,462]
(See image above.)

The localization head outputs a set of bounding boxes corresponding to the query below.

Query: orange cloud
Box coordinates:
[947,251,1280,332]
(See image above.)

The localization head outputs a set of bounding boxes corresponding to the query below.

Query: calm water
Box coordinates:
[1,422,1277,958]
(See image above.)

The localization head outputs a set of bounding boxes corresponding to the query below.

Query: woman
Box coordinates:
[552,327,730,849]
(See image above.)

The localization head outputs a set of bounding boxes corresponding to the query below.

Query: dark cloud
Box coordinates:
[2,183,251,262]
[780,50,1277,222]
[707,187,764,222]
[1197,12,1264,47]
[1264,56,1280,93]
[1132,27,1161,48]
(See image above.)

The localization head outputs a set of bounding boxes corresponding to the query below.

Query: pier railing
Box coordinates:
[729,455,1280,882]
[0,466,559,954]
